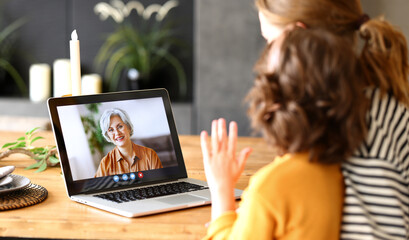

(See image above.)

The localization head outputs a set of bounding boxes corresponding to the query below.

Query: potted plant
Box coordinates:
[80,103,111,159]
[94,0,187,99]
[0,16,27,96]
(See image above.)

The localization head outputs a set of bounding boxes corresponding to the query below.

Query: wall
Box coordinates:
[194,0,409,136]
[1,0,194,101]
[361,0,409,39]
[1,0,409,136]
[0,0,194,134]
[194,0,264,136]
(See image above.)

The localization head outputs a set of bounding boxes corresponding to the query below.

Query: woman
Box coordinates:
[202,1,409,239]
[202,28,368,239]
[94,108,163,178]
[256,1,409,239]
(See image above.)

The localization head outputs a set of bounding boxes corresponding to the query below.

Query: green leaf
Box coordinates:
[30,136,44,145]
[0,18,26,45]
[25,160,43,170]
[9,141,26,149]
[0,59,27,96]
[26,127,40,136]
[105,46,130,90]
[2,142,17,149]
[163,53,187,98]
[48,155,60,164]
[35,161,47,173]
[32,147,46,154]
[17,137,25,141]
[109,61,126,92]
[94,15,186,95]
[32,147,45,152]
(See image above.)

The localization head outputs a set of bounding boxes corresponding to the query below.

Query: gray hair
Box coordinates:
[100,108,134,142]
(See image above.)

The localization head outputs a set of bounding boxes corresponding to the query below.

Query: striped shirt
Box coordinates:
[341,88,409,240]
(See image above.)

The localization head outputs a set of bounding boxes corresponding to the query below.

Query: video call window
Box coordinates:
[57,97,178,181]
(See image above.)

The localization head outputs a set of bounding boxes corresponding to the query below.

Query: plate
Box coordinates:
[0,174,31,194]
[0,176,12,187]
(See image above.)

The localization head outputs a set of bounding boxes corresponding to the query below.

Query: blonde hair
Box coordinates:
[256,0,409,105]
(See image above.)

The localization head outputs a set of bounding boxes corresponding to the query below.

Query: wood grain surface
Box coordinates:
[0,131,276,240]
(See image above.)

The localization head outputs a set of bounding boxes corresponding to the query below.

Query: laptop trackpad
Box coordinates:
[156,194,206,205]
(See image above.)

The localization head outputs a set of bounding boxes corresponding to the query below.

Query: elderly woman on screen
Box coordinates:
[94,108,163,178]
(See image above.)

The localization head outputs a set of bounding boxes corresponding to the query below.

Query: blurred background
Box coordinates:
[0,0,408,136]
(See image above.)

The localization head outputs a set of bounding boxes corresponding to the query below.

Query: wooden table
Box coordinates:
[0,131,276,240]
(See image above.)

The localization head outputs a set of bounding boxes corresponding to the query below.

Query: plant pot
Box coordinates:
[116,68,143,92]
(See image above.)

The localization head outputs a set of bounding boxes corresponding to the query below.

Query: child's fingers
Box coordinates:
[237,147,252,175]
[201,130,212,180]
[211,119,219,155]
[218,118,228,151]
[228,121,238,157]
[200,130,210,160]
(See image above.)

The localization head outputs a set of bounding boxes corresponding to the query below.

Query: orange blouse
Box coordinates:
[94,142,163,177]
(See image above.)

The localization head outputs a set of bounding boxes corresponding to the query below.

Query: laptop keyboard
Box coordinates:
[94,182,208,203]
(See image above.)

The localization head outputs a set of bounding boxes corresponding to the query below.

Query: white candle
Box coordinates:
[81,74,102,95]
[70,29,81,96]
[29,64,51,102]
[53,59,71,97]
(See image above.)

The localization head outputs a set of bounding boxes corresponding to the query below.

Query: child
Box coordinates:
[200,28,368,239]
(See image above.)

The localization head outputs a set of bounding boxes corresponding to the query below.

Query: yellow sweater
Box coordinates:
[204,152,344,240]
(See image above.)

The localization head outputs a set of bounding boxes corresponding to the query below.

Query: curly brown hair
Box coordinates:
[247,28,368,164]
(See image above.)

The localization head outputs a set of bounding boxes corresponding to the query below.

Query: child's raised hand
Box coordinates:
[200,118,252,220]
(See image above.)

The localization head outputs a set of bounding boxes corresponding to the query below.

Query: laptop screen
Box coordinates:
[48,89,188,195]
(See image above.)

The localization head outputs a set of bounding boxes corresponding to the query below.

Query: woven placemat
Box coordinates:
[0,183,48,210]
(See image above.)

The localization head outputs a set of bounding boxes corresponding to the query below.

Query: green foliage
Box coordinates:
[0,13,27,96]
[95,15,187,98]
[86,103,100,113]
[80,103,110,156]
[1,127,58,172]
[24,145,56,173]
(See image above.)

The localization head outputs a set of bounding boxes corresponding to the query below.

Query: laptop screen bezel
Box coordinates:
[47,88,188,196]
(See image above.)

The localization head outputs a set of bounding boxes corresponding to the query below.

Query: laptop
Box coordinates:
[47,88,242,217]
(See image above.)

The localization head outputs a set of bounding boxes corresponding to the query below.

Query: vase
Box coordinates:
[127,68,140,90]
[117,68,142,91]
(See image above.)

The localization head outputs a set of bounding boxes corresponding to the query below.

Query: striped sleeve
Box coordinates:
[341,88,409,240]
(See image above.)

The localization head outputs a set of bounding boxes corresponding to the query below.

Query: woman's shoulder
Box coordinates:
[366,87,409,116]
[361,87,409,152]
[101,147,119,162]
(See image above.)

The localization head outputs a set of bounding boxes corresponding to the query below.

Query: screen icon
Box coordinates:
[122,174,128,181]
[138,172,143,178]
[113,175,119,182]
[130,173,136,180]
